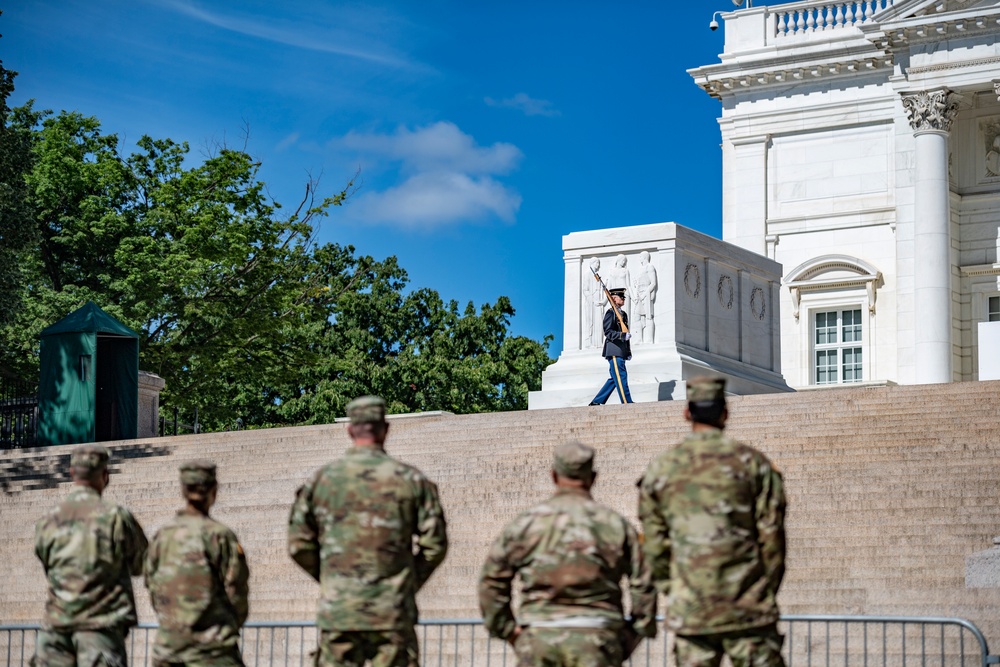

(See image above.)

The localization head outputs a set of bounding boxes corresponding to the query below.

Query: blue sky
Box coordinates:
[3,0,796,357]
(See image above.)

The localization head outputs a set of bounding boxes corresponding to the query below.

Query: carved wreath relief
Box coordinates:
[717,275,734,310]
[684,264,701,299]
[750,287,766,321]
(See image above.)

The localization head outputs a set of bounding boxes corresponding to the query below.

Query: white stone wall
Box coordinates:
[718,83,905,387]
[979,322,1000,380]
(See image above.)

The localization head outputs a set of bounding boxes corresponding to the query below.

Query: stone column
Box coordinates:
[901,89,960,384]
[137,371,165,438]
[723,134,770,256]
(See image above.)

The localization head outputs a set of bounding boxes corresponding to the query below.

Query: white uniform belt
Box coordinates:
[529,616,613,629]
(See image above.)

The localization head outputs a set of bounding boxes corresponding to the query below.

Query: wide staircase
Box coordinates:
[2,380,1000,658]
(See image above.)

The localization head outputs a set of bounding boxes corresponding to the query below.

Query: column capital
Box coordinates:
[900,88,961,134]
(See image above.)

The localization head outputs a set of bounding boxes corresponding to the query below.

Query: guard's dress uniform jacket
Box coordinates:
[591,309,634,404]
[601,310,630,359]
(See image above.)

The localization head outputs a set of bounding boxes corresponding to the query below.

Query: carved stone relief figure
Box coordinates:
[631,251,657,344]
[582,257,605,348]
[988,137,1000,177]
[606,254,631,313]
[976,118,1000,182]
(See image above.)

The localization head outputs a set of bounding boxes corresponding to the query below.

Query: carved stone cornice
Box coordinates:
[695,56,893,100]
[863,5,1000,53]
[900,89,960,134]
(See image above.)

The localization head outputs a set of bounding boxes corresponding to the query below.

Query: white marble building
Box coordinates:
[689,0,1000,387]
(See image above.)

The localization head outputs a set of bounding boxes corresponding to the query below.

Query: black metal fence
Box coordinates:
[158,406,200,436]
[0,375,207,446]
[0,378,38,450]
[1,616,996,667]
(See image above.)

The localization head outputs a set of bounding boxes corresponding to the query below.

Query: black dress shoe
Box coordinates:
[588,402,600,406]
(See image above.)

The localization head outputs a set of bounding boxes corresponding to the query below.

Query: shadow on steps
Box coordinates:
[1,442,174,495]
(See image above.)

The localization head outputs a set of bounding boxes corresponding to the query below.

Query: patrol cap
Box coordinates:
[608,287,626,298]
[346,395,387,425]
[179,460,217,487]
[552,441,595,480]
[70,444,110,473]
[686,377,727,404]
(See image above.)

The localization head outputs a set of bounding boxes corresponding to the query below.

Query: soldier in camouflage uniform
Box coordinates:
[145,461,250,667]
[638,377,787,667]
[33,444,149,667]
[478,441,657,667]
[288,396,448,667]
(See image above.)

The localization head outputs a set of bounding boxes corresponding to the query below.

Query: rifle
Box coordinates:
[590,267,629,334]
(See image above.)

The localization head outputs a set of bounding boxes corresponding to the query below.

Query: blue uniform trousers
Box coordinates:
[591,356,633,404]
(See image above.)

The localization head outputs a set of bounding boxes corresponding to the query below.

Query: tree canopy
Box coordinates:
[0,98,553,428]
[0,51,34,330]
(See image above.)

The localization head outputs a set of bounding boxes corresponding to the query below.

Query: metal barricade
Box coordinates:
[0,626,35,667]
[782,615,999,667]
[1,615,996,667]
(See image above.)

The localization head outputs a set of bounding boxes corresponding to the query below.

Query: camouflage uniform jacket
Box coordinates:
[287,446,448,631]
[638,428,786,635]
[34,485,148,631]
[145,508,250,663]
[478,487,657,641]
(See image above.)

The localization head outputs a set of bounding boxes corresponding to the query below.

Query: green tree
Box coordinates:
[0,40,35,340]
[2,109,553,426]
[0,109,352,425]
[276,260,553,422]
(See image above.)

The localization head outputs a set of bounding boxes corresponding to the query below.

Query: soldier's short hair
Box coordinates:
[70,444,110,478]
[346,396,387,425]
[553,441,595,480]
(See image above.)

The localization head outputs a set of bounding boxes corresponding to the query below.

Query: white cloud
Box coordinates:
[484,93,560,118]
[351,172,522,227]
[333,122,524,228]
[339,122,522,175]
[275,132,300,152]
[158,0,417,69]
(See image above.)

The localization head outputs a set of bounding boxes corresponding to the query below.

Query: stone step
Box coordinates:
[3,380,1000,644]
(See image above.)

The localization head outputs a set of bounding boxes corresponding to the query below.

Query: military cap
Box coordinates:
[70,444,110,472]
[346,395,387,425]
[552,441,595,480]
[179,459,217,486]
[608,287,627,298]
[686,376,727,404]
